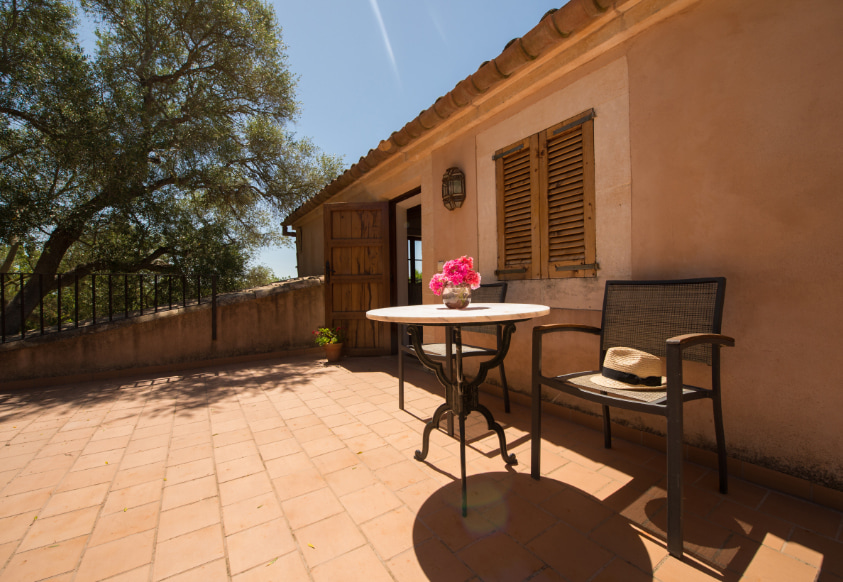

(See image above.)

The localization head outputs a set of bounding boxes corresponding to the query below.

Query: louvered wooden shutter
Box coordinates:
[540,112,596,278]
[495,135,539,280]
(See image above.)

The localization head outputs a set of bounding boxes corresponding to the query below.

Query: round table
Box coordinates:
[367,302,549,515]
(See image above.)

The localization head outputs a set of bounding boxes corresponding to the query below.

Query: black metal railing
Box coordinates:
[1,272,217,344]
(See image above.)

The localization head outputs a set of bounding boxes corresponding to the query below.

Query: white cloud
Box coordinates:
[368,0,400,84]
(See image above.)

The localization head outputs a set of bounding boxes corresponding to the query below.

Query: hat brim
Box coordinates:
[590,374,667,390]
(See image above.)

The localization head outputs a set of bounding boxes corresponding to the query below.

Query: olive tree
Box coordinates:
[0,0,341,334]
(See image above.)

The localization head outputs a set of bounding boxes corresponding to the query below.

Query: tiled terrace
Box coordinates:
[0,355,840,582]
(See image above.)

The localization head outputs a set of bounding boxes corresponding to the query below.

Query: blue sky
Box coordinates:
[260,0,567,278]
[81,1,568,279]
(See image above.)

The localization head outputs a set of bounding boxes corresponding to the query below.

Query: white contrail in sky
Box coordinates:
[368,0,400,84]
[423,0,448,46]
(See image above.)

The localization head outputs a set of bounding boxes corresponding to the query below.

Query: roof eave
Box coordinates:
[282,0,625,227]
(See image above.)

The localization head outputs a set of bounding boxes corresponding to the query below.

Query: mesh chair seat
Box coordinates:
[404,343,497,359]
[565,371,707,404]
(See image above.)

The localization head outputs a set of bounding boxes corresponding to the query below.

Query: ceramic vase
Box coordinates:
[442,282,472,309]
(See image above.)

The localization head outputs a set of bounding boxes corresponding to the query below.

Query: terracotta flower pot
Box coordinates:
[324,343,343,362]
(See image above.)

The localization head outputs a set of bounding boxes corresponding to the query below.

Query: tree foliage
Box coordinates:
[0,0,342,334]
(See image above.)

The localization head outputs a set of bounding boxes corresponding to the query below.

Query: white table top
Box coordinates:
[366,303,550,324]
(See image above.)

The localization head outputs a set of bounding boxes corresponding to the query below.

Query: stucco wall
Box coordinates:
[298,212,325,276]
[0,277,325,388]
[624,0,843,485]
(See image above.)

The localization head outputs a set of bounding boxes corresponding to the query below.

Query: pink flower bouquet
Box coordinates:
[429,256,481,296]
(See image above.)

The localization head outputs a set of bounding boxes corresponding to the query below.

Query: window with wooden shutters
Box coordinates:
[495,136,539,279]
[495,109,596,280]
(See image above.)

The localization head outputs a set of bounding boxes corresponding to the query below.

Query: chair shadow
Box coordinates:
[411,471,733,581]
[391,356,834,580]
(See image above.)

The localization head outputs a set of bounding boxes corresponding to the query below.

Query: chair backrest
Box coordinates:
[462,282,508,336]
[600,278,726,365]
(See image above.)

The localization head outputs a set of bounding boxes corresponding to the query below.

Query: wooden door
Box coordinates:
[324,202,392,355]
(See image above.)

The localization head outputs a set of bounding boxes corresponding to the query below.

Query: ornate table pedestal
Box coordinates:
[366,303,549,515]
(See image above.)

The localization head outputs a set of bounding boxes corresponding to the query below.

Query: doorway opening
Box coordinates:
[390,188,421,354]
[407,205,422,305]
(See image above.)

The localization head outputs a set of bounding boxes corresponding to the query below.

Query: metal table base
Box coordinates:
[408,323,518,516]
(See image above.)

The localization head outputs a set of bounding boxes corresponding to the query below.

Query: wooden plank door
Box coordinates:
[324,202,392,356]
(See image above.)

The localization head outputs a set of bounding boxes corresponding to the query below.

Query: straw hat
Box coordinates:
[591,347,666,390]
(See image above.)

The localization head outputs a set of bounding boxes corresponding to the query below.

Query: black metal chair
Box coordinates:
[530,278,735,558]
[398,282,511,413]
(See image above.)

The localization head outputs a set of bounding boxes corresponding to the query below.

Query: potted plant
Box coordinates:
[429,256,481,309]
[313,326,345,362]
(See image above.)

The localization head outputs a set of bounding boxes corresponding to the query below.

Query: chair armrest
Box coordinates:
[666,333,735,349]
[664,333,735,401]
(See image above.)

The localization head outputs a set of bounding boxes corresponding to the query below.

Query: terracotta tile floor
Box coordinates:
[0,355,841,581]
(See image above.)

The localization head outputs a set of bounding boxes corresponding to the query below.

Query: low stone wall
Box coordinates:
[0,276,325,389]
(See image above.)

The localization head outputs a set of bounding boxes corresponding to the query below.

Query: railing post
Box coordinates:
[168,275,173,309]
[91,274,97,326]
[154,274,158,313]
[74,273,79,328]
[196,275,201,305]
[18,273,26,339]
[211,275,217,341]
[108,274,113,322]
[124,274,129,319]
[39,274,44,335]
[1,273,5,343]
[139,274,144,315]
[56,273,62,333]
[182,275,187,308]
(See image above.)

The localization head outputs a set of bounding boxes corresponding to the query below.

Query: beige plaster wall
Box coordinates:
[623,0,843,485]
[298,211,325,277]
[427,134,481,277]
[0,278,325,387]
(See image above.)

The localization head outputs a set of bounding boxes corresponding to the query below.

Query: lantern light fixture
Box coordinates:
[441,167,466,210]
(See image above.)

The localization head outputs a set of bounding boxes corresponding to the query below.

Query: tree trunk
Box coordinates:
[1,186,123,336]
[2,228,77,337]
[2,230,173,338]
[0,240,20,273]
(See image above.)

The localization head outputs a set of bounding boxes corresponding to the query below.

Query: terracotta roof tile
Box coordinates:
[451,78,480,107]
[550,0,606,35]
[403,117,425,140]
[494,38,535,77]
[417,106,441,130]
[389,129,411,148]
[470,60,502,92]
[283,0,622,226]
[377,139,397,154]
[432,95,459,120]
[521,11,567,57]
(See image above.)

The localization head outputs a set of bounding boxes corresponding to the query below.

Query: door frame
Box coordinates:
[388,187,422,354]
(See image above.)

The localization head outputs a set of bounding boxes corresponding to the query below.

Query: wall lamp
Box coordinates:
[441,167,466,210]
